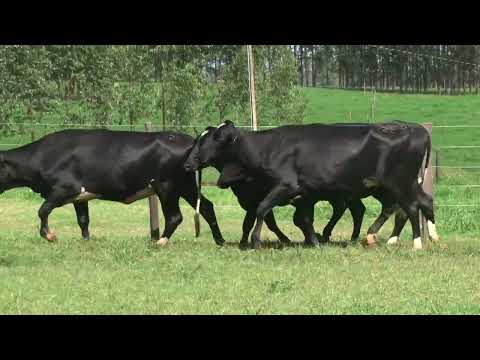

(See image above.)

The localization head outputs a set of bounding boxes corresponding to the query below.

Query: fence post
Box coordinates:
[144,122,160,240]
[421,123,434,245]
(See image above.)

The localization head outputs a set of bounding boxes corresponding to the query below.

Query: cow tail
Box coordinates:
[194,169,202,238]
[422,130,432,183]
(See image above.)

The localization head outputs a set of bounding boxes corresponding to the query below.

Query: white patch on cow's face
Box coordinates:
[81,186,86,193]
[427,220,440,241]
[387,236,399,245]
[413,237,422,250]
[200,129,210,138]
[418,177,423,184]
[217,122,227,129]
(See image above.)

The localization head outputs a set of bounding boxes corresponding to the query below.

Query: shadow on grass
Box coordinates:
[221,239,353,250]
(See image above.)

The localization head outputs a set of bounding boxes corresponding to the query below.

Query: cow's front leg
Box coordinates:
[73,202,90,240]
[251,183,299,250]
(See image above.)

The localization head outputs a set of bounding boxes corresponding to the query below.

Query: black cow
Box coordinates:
[0,129,225,246]
[184,120,440,250]
[189,127,367,248]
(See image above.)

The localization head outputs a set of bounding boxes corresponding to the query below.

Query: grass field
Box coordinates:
[0,88,479,314]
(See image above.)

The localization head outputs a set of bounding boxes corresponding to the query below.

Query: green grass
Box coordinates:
[1,87,479,314]
[0,193,479,314]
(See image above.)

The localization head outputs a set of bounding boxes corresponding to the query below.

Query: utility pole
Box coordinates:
[246,45,258,131]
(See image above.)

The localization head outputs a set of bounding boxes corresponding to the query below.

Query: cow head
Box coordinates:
[184,120,237,172]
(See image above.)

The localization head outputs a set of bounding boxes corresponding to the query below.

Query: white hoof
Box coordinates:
[427,221,440,242]
[387,236,399,245]
[366,233,377,246]
[413,237,423,250]
[156,237,169,246]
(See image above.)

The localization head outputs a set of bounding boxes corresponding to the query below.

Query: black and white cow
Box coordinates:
[184,120,440,250]
[0,129,225,246]
[188,127,367,248]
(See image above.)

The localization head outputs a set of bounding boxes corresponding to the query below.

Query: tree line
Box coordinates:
[0,45,305,137]
[294,45,480,94]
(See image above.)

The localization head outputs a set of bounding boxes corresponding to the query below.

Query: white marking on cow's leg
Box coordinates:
[427,220,440,242]
[156,237,169,246]
[366,233,377,246]
[46,232,57,242]
[387,236,399,245]
[81,186,86,193]
[413,237,423,250]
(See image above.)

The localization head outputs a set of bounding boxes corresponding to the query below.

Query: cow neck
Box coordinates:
[2,147,38,187]
[226,129,262,172]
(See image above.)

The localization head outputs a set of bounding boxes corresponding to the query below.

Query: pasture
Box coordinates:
[1,88,479,314]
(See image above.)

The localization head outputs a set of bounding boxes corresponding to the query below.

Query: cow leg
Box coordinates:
[251,183,300,249]
[348,199,366,242]
[240,210,256,249]
[386,209,408,245]
[38,196,66,242]
[389,190,422,249]
[366,201,398,246]
[322,198,348,242]
[179,180,225,246]
[416,188,440,242]
[264,210,291,244]
[73,202,90,240]
[293,203,320,246]
[158,192,183,246]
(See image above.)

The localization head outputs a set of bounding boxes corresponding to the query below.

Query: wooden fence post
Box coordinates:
[144,122,160,240]
[421,123,434,245]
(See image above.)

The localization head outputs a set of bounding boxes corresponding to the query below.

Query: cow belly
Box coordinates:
[69,186,156,205]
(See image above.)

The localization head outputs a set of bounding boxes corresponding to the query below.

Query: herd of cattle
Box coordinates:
[0,120,440,250]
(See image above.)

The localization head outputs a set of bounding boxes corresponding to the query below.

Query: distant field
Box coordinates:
[0,88,479,314]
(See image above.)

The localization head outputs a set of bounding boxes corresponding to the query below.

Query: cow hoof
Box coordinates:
[46,232,57,242]
[156,237,169,246]
[413,237,422,250]
[350,236,359,242]
[251,241,262,250]
[366,233,377,247]
[279,236,291,244]
[214,238,225,246]
[239,241,249,250]
[387,236,399,245]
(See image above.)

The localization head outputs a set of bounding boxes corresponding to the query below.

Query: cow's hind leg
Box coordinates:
[251,183,301,249]
[417,189,440,242]
[265,210,291,245]
[348,199,366,242]
[322,198,348,242]
[386,209,408,245]
[240,210,256,249]
[366,200,398,246]
[293,203,320,247]
[73,202,90,240]
[38,192,73,242]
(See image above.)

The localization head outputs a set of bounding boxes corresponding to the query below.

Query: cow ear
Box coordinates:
[214,120,236,142]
